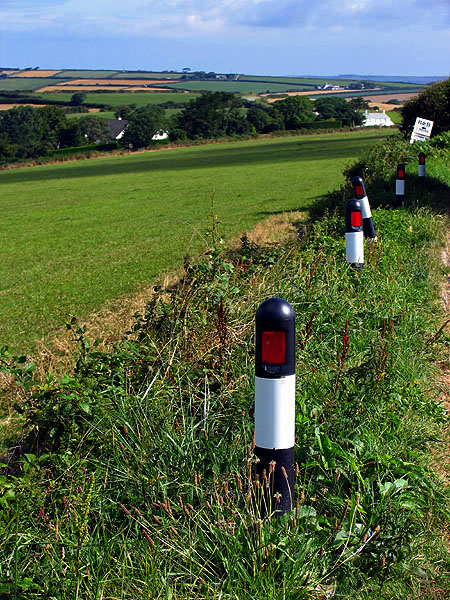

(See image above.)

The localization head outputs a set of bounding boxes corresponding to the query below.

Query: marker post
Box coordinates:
[345,198,364,270]
[351,176,376,240]
[418,152,426,178]
[254,297,296,516]
[395,163,405,206]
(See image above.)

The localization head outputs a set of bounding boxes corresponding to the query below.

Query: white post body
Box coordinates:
[418,164,425,177]
[361,196,372,219]
[395,179,405,195]
[255,375,296,449]
[346,231,364,264]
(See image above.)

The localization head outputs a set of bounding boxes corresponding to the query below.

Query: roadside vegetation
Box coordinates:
[0,128,450,599]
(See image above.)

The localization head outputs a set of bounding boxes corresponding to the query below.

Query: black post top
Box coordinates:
[351,176,367,199]
[345,198,363,232]
[255,297,296,378]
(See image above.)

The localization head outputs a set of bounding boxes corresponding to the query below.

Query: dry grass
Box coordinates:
[0,103,48,110]
[11,70,61,77]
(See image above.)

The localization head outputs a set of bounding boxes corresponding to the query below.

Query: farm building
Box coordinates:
[362,110,394,127]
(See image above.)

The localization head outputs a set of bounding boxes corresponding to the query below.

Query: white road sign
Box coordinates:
[410,117,434,143]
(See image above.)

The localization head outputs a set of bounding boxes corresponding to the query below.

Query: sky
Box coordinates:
[1,0,449,77]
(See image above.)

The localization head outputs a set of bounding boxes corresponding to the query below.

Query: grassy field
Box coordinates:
[0,129,393,354]
[0,78,71,91]
[163,81,315,93]
[35,91,200,108]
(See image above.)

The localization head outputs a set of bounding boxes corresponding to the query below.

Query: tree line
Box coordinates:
[115,93,367,149]
[0,92,368,164]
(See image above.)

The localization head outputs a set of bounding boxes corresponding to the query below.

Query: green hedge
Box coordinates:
[47,141,120,156]
[300,120,342,130]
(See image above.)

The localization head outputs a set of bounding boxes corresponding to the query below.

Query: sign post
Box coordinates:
[254,297,296,516]
[345,198,364,269]
[395,163,406,206]
[410,117,434,144]
[352,176,376,240]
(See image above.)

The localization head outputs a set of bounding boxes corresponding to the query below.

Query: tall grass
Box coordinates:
[1,174,449,598]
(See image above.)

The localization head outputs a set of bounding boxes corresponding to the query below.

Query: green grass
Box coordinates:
[56,70,121,78]
[388,111,403,124]
[66,111,116,120]
[1,186,448,599]
[0,78,71,91]
[35,91,200,107]
[0,129,393,353]
[163,81,313,93]
[109,71,183,80]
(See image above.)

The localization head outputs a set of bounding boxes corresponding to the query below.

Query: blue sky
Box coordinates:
[1,0,449,76]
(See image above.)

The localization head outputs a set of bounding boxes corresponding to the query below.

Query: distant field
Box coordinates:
[0,129,394,353]
[10,70,62,77]
[57,70,121,78]
[110,71,183,80]
[35,91,200,107]
[0,78,71,91]
[38,85,174,92]
[163,81,314,93]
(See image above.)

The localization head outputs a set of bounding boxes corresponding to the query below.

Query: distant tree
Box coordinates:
[275,96,316,129]
[314,97,361,125]
[349,97,370,111]
[36,106,67,148]
[71,92,87,106]
[0,132,17,165]
[175,92,245,139]
[401,77,450,137]
[78,115,111,144]
[121,105,166,148]
[58,121,83,148]
[246,104,285,133]
[115,104,136,120]
[0,105,48,158]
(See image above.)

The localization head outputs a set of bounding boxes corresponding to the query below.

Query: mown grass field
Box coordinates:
[0,129,393,353]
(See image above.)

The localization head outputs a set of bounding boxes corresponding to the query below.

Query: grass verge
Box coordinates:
[0,158,449,597]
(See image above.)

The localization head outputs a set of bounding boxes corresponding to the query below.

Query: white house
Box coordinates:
[362,110,394,127]
[107,119,169,141]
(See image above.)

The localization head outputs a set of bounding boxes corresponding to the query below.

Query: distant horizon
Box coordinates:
[1,0,449,79]
[1,66,446,85]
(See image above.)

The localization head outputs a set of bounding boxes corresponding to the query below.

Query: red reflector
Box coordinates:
[398,169,404,178]
[262,331,286,365]
[419,156,425,164]
[355,185,364,197]
[351,212,361,227]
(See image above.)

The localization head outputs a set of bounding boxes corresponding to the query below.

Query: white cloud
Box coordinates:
[1,0,449,36]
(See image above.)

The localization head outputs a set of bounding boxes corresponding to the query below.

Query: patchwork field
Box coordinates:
[38,84,174,92]
[9,70,62,77]
[58,78,176,86]
[0,129,394,353]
